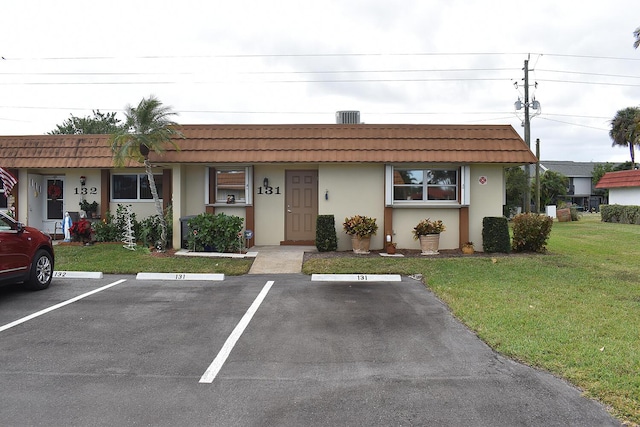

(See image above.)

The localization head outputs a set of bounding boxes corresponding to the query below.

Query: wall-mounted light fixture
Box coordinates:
[263,177,269,188]
[80,176,86,186]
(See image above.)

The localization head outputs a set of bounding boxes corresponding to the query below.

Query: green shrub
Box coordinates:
[601,204,622,223]
[482,217,511,253]
[600,204,640,224]
[187,213,244,252]
[569,207,581,221]
[316,215,338,252]
[138,205,173,248]
[511,213,553,253]
[93,204,140,242]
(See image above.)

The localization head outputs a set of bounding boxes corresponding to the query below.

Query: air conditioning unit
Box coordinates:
[336,110,360,124]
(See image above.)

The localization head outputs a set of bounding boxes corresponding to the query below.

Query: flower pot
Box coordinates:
[351,236,371,254]
[461,245,474,255]
[557,208,571,222]
[419,234,440,255]
[386,243,397,255]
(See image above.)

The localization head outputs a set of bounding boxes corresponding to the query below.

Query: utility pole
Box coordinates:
[523,58,531,213]
[535,138,541,213]
[514,56,540,214]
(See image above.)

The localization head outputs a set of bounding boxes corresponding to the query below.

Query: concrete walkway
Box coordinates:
[248,245,316,274]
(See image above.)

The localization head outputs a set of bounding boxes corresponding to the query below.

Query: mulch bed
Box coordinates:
[303,248,514,262]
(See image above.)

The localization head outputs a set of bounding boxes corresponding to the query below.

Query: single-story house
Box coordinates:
[0,122,536,252]
[595,169,640,206]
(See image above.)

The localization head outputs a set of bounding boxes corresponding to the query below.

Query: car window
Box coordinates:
[0,214,15,231]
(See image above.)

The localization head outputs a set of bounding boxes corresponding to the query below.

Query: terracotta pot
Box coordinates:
[386,243,397,255]
[419,234,440,255]
[461,245,474,255]
[351,236,371,254]
[557,208,571,222]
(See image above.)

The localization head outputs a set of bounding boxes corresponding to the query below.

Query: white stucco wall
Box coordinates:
[319,164,385,251]
[609,187,640,205]
[253,165,287,245]
[392,208,459,250]
[468,165,506,250]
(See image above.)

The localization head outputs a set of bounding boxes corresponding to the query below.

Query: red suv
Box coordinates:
[0,211,55,290]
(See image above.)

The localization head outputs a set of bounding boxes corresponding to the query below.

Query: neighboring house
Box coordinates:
[537,161,605,211]
[595,169,640,206]
[0,122,536,252]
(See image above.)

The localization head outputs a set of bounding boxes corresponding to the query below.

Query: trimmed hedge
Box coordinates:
[316,215,338,252]
[186,213,244,252]
[601,204,640,225]
[482,217,511,253]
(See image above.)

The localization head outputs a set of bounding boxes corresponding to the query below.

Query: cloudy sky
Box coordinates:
[1,0,639,162]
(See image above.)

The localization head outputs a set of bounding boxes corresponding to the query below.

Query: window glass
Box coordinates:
[216,169,246,203]
[393,168,458,203]
[112,174,162,201]
[140,175,162,200]
[113,175,138,200]
[0,184,6,209]
[46,179,64,220]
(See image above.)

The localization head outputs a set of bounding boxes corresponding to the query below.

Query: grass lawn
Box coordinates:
[55,214,639,424]
[54,244,253,276]
[303,214,640,425]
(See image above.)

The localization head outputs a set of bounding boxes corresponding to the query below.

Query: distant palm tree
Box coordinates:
[110,96,182,251]
[609,107,640,168]
[634,26,640,49]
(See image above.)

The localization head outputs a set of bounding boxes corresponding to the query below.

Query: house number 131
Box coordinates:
[257,186,280,195]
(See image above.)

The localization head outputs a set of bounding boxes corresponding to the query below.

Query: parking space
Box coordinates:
[0,274,620,426]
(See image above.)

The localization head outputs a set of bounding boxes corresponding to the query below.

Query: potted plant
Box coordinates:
[413,218,445,255]
[343,215,378,254]
[79,200,99,218]
[461,241,474,254]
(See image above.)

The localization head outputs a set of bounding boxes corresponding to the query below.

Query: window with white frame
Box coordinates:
[215,169,246,204]
[390,167,460,203]
[112,174,163,201]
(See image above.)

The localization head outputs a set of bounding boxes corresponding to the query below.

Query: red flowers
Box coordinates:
[70,219,93,241]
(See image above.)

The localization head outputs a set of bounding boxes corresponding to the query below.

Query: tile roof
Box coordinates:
[595,169,640,189]
[0,124,536,169]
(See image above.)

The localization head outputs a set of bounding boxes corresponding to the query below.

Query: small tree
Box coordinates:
[505,166,529,215]
[49,110,123,135]
[540,170,568,207]
[109,96,182,252]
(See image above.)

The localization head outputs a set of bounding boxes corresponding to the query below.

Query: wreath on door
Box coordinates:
[47,183,62,200]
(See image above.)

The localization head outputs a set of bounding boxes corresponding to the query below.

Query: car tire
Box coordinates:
[25,249,54,291]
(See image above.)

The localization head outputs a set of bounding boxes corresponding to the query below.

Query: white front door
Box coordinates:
[27,174,44,230]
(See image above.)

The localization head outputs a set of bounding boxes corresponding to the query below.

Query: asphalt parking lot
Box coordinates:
[0,274,620,426]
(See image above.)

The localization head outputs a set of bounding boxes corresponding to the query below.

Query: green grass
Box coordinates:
[303,214,640,425]
[55,244,253,275]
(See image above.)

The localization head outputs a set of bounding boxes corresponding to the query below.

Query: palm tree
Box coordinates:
[110,96,182,251]
[609,107,640,168]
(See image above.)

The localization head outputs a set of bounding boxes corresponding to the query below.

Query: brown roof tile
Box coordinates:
[595,169,640,189]
[0,124,536,168]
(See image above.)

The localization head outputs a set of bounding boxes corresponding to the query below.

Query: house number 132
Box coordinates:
[257,186,280,195]
[74,187,98,195]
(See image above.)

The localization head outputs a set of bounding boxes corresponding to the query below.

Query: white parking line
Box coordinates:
[199,280,274,384]
[0,279,127,333]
